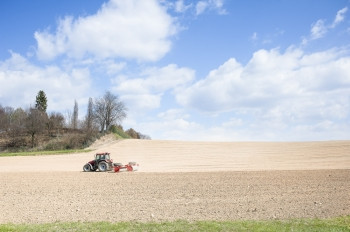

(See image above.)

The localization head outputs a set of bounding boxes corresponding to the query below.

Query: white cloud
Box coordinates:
[196,1,209,15]
[196,0,226,15]
[102,60,126,76]
[113,64,195,110]
[178,47,350,111]
[310,19,327,40]
[175,47,350,140]
[177,58,245,111]
[303,6,348,44]
[222,118,243,128]
[251,32,258,41]
[174,0,192,13]
[167,0,225,16]
[332,7,348,27]
[0,52,92,112]
[157,108,190,120]
[129,110,202,140]
[35,0,178,61]
[117,45,350,141]
[120,94,162,110]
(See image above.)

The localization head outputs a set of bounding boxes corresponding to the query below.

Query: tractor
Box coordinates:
[83,152,139,172]
[83,152,114,172]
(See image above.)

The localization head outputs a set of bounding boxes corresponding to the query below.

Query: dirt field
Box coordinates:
[1,139,349,172]
[0,139,349,223]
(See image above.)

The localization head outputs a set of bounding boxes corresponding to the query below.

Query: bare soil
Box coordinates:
[0,139,349,223]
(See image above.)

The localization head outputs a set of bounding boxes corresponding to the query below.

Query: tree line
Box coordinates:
[0,90,149,151]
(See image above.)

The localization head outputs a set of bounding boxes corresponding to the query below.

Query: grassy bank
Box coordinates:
[1,216,349,232]
[0,149,91,157]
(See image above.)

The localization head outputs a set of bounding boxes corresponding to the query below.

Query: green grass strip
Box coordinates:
[0,216,349,232]
[0,149,92,157]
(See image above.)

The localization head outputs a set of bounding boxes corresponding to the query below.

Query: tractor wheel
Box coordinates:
[98,161,108,172]
[83,164,91,172]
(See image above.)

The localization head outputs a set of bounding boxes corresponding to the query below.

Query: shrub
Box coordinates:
[109,125,130,139]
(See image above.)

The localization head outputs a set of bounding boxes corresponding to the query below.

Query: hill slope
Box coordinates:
[0,139,349,172]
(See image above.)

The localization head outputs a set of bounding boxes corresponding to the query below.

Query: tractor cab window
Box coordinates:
[95,153,110,160]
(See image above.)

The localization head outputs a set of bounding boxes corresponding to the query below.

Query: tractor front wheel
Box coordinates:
[83,164,91,172]
[98,161,108,172]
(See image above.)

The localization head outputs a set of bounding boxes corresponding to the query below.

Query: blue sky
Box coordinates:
[0,0,350,141]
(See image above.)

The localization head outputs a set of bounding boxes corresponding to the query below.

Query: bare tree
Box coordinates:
[85,97,94,131]
[104,91,126,131]
[0,105,8,132]
[0,106,27,148]
[65,110,72,128]
[47,112,64,136]
[26,108,46,148]
[11,108,27,127]
[93,91,127,132]
[93,97,106,132]
[1,106,15,132]
[7,108,27,147]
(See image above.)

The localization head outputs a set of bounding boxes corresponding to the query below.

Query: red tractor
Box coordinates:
[83,152,138,172]
[83,152,114,172]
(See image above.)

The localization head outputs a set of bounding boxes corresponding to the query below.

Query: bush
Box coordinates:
[44,139,64,151]
[109,125,130,139]
[43,133,93,150]
[125,128,139,139]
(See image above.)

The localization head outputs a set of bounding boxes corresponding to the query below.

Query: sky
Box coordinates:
[0,0,350,141]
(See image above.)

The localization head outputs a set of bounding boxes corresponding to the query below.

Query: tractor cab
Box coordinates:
[95,153,112,162]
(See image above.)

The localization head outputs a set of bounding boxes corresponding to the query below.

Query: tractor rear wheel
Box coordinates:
[98,161,108,172]
[83,164,91,172]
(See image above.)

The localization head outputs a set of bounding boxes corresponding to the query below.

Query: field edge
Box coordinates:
[1,216,349,232]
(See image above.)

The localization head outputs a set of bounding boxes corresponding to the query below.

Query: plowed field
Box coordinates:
[0,139,349,223]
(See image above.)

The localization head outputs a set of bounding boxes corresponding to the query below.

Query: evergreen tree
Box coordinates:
[72,100,78,129]
[35,90,47,112]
